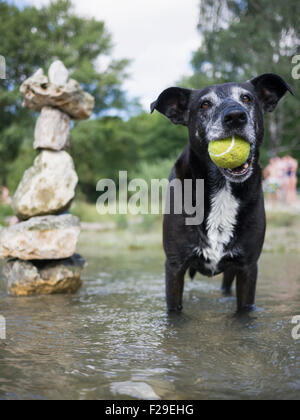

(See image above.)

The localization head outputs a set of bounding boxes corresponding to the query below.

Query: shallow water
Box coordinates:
[0,249,299,400]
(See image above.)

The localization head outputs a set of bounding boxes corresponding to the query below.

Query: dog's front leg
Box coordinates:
[165,260,186,312]
[236,263,258,313]
[222,267,236,296]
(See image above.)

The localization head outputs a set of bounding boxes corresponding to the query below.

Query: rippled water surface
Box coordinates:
[0,249,300,400]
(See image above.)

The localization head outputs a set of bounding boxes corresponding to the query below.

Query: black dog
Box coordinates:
[151,74,294,313]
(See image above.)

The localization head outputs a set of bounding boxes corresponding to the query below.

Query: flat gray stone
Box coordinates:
[0,214,80,261]
[12,150,78,219]
[110,381,160,400]
[3,254,85,296]
[34,106,70,151]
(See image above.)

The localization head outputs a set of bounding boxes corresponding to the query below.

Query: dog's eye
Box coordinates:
[241,94,252,103]
[201,101,212,110]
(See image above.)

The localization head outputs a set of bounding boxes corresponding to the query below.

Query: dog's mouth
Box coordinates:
[208,133,255,182]
[226,156,253,175]
[220,153,254,182]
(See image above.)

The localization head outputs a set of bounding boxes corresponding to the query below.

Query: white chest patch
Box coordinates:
[195,184,239,274]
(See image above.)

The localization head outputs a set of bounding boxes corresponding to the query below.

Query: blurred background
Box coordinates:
[0,0,299,249]
[1,1,300,401]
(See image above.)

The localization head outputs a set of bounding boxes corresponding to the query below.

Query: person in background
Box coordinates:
[264,155,298,205]
[283,155,298,205]
[263,157,281,203]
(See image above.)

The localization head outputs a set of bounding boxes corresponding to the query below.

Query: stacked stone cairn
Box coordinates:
[0,61,95,296]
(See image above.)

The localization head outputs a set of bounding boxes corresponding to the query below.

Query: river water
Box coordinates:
[0,249,299,400]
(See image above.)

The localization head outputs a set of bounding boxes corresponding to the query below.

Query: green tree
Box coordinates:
[0,0,131,187]
[186,0,300,162]
[70,111,188,201]
[127,112,188,162]
[71,117,141,201]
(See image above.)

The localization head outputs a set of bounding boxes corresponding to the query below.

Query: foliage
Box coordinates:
[71,117,140,200]
[1,0,299,204]
[132,158,175,185]
[70,113,186,200]
[0,0,131,186]
[127,112,188,162]
[184,0,300,165]
[0,203,14,226]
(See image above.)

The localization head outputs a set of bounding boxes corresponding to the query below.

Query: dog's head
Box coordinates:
[151,74,294,183]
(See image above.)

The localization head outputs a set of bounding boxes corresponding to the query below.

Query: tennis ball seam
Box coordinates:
[208,136,251,169]
[209,136,235,158]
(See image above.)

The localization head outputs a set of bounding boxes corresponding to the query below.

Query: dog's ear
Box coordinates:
[250,73,295,113]
[150,87,192,125]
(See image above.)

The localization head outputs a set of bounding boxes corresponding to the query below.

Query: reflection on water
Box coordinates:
[0,250,300,400]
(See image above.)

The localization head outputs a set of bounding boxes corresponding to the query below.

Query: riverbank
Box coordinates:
[1,199,300,254]
[77,202,300,255]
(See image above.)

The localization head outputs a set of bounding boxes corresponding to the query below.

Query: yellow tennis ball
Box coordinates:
[208,136,251,169]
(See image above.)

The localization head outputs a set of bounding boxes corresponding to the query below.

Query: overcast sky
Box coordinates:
[14,0,200,110]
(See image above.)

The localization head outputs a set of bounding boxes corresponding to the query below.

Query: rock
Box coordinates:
[29,68,48,85]
[110,382,160,400]
[0,214,80,260]
[48,60,69,85]
[3,254,85,296]
[34,107,70,151]
[12,150,78,219]
[20,68,95,120]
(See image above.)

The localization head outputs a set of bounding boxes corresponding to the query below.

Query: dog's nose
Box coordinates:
[223,109,248,128]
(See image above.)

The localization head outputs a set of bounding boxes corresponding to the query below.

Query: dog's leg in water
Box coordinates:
[165,260,186,312]
[236,263,258,313]
[222,267,236,296]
